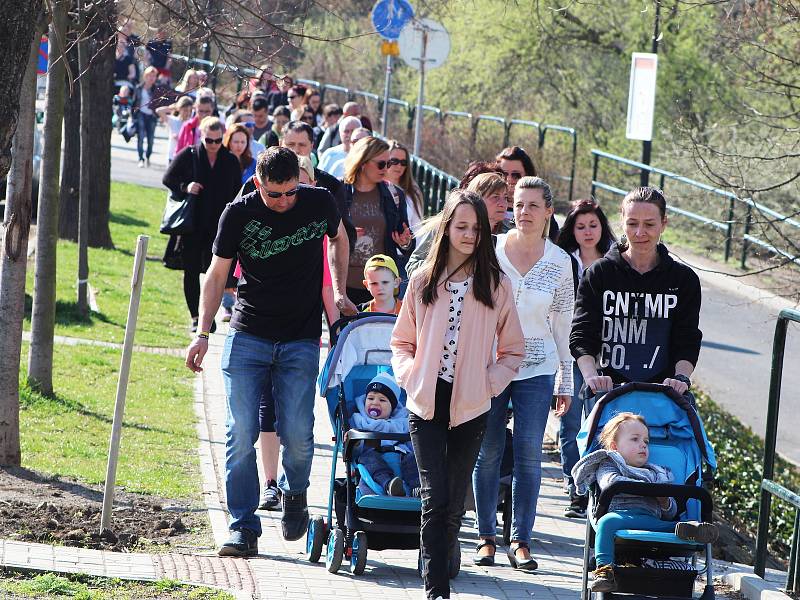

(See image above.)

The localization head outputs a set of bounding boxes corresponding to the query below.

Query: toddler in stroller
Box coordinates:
[353,372,421,498]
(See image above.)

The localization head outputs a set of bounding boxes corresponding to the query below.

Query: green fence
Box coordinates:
[754,309,800,591]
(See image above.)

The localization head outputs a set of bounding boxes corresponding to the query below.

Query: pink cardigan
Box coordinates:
[391,271,524,427]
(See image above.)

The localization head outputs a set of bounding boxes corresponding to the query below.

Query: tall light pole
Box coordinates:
[640,0,661,187]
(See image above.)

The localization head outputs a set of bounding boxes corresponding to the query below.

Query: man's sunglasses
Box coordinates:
[262,187,298,199]
[205,137,223,145]
[388,158,408,167]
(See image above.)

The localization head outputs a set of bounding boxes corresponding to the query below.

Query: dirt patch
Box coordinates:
[0,466,212,553]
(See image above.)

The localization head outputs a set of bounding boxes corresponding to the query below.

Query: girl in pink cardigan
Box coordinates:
[391,190,524,600]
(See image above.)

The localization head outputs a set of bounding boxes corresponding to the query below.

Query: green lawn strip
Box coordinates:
[0,572,234,600]
[695,388,798,559]
[20,342,200,500]
[25,181,190,349]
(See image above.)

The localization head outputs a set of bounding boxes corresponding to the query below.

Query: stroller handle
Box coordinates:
[594,481,713,523]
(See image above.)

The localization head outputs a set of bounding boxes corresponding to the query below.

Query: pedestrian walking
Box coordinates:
[391,190,524,600]
[185,147,357,557]
[132,66,159,167]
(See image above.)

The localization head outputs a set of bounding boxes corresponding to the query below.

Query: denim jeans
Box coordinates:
[136,111,157,160]
[409,378,488,600]
[220,329,319,535]
[473,374,555,544]
[595,509,676,566]
[358,447,420,492]
[559,364,585,488]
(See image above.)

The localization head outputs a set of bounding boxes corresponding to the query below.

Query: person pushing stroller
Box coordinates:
[352,373,421,498]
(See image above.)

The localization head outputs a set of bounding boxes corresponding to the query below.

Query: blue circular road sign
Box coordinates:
[371,0,415,41]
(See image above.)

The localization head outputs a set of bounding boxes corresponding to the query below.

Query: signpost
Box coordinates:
[398,18,450,155]
[371,0,414,137]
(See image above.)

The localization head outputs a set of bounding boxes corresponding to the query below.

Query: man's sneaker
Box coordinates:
[564,493,588,518]
[590,564,617,592]
[259,480,281,511]
[218,528,258,557]
[675,521,719,544]
[281,491,309,541]
[386,477,405,496]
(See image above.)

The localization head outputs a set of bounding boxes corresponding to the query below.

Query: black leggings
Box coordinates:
[183,269,201,319]
[409,378,488,599]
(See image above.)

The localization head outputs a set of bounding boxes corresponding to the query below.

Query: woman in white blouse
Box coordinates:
[472,176,575,570]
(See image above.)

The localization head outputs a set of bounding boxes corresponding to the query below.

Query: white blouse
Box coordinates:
[437,278,471,383]
[495,235,574,395]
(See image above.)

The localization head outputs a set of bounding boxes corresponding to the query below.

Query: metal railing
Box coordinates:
[754,309,800,592]
[410,154,460,216]
[590,150,800,269]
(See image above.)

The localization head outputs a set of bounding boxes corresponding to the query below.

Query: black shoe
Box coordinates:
[564,493,588,519]
[281,491,309,541]
[473,538,496,566]
[218,528,258,557]
[448,537,461,579]
[386,477,405,496]
[507,542,538,571]
[259,480,282,511]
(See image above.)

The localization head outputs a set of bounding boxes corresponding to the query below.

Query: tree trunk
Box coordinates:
[0,26,43,467]
[57,0,115,249]
[0,1,45,184]
[28,0,69,394]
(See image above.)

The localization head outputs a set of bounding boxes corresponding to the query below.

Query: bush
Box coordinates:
[695,389,800,560]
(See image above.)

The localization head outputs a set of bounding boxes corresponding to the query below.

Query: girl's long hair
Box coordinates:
[419,190,502,308]
[223,123,253,174]
[556,197,617,254]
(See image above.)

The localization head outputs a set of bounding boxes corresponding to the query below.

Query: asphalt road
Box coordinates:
[109,126,800,462]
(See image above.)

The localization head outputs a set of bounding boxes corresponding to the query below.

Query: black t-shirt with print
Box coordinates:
[213,185,341,341]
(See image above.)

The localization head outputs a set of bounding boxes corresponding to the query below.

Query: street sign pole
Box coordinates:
[641,0,661,187]
[413,28,428,155]
[380,54,393,138]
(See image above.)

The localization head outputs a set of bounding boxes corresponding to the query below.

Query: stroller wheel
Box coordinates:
[307,516,326,563]
[349,531,368,575]
[326,528,345,573]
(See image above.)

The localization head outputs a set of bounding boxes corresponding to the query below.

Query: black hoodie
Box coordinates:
[570,242,702,384]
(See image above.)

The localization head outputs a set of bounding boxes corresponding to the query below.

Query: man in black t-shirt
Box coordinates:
[185,147,356,557]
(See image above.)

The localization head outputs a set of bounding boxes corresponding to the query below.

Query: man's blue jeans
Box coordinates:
[473,374,555,544]
[595,509,676,566]
[220,329,319,535]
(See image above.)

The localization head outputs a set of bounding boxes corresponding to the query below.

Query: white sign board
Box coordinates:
[626,52,658,141]
[398,18,450,70]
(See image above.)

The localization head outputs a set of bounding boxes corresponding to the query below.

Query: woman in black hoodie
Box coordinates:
[570,187,702,397]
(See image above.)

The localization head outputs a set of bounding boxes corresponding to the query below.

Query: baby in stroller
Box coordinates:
[573,412,718,593]
[352,373,421,498]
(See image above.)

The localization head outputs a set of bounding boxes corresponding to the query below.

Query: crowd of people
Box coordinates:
[135,36,711,600]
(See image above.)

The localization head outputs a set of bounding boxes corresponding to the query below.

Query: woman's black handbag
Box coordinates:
[162,234,185,270]
[160,147,197,235]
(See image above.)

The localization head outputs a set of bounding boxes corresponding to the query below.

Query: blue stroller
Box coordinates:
[578,383,717,600]
[308,314,421,575]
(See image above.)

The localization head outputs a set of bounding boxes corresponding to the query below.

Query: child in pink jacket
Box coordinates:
[390,190,524,600]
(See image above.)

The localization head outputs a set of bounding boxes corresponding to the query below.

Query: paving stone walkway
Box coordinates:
[20,331,184,357]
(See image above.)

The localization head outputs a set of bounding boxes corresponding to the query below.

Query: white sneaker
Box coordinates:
[137,160,144,168]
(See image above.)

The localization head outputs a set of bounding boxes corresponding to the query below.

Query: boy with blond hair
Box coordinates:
[360,254,402,315]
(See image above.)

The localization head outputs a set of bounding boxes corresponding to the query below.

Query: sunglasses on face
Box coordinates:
[262,187,298,199]
[372,160,388,170]
[205,137,223,145]
[287,95,298,99]
[388,158,408,167]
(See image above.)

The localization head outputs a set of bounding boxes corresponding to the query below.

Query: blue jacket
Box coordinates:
[351,394,412,454]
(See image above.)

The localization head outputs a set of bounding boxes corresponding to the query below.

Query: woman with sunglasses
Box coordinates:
[341,136,414,304]
[163,117,242,333]
[385,140,424,234]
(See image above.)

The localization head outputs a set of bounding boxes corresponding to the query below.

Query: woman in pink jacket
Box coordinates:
[391,190,525,600]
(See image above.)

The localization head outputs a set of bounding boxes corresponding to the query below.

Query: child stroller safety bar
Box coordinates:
[584,382,712,464]
[594,481,713,522]
[344,429,413,462]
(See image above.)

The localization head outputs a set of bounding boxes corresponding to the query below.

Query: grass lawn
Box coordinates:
[25,182,191,349]
[20,342,199,500]
[0,572,234,600]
